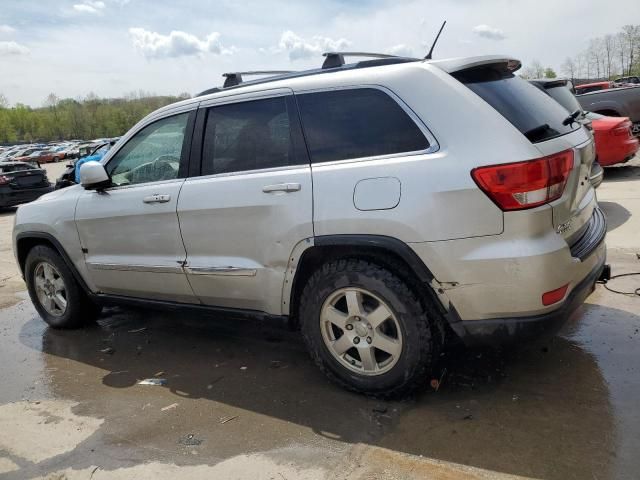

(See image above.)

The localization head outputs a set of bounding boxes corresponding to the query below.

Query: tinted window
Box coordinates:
[545,85,583,114]
[454,67,579,143]
[106,113,188,186]
[297,88,429,163]
[0,163,34,173]
[202,96,296,175]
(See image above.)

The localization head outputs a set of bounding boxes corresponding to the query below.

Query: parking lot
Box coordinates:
[0,160,639,479]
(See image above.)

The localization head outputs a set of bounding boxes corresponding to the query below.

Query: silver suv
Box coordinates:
[12,54,608,396]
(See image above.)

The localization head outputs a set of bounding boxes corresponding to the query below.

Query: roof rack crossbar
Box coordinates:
[321,52,399,69]
[222,70,295,88]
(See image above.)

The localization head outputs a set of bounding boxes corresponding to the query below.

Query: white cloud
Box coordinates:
[472,24,506,40]
[129,28,232,58]
[278,30,350,61]
[386,44,414,57]
[0,25,16,35]
[0,41,30,56]
[73,1,106,14]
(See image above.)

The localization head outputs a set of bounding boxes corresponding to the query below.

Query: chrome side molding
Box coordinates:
[87,263,183,274]
[184,266,257,276]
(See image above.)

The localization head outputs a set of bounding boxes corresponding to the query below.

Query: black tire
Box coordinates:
[299,258,443,397]
[25,245,100,329]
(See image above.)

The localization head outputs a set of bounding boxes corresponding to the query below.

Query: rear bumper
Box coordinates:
[449,254,606,346]
[0,185,54,207]
[598,138,639,166]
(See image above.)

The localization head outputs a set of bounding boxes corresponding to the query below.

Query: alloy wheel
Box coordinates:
[34,262,67,317]
[320,287,403,376]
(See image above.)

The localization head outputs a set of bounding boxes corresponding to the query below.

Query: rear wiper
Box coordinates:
[523,123,551,141]
[562,109,582,126]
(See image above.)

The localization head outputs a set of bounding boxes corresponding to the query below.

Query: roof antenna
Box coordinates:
[424,20,447,60]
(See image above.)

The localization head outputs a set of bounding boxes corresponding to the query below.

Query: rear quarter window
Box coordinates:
[454,67,580,143]
[297,88,429,163]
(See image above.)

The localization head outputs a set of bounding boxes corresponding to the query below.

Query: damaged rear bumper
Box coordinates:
[447,256,607,347]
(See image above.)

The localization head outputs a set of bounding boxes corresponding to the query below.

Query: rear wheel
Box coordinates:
[299,258,443,397]
[25,245,100,328]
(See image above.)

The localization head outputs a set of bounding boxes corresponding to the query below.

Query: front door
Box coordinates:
[177,91,313,314]
[75,111,196,303]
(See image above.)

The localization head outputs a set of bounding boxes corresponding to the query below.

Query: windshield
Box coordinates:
[454,66,580,143]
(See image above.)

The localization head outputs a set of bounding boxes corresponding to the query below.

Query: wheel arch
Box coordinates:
[287,235,442,328]
[16,232,92,295]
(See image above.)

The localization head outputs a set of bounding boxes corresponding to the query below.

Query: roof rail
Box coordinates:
[321,52,399,69]
[222,70,295,88]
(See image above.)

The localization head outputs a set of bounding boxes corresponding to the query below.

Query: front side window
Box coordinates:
[106,113,189,186]
[202,96,295,175]
[297,88,429,163]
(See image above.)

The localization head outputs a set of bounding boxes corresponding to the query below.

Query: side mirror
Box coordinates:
[80,161,111,190]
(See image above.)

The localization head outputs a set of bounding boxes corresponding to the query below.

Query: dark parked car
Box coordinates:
[0,161,53,208]
[614,76,640,85]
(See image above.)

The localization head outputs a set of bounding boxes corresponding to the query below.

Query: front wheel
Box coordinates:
[299,258,443,397]
[25,245,100,329]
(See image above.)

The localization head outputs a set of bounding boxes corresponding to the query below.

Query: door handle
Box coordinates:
[262,183,301,193]
[143,194,171,204]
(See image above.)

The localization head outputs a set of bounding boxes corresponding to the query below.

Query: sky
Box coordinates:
[0,0,638,107]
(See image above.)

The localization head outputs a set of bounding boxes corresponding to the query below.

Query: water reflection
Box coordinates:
[11,301,631,479]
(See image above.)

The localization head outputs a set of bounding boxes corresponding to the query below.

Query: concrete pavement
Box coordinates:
[0,159,638,479]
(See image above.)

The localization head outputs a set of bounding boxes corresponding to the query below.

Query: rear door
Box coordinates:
[75,110,197,303]
[177,89,313,315]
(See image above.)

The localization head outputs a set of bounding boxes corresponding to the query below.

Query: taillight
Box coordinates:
[0,175,10,185]
[471,150,574,211]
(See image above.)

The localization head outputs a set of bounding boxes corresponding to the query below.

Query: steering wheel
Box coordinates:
[148,154,179,181]
[151,154,179,167]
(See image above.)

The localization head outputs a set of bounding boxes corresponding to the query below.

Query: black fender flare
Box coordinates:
[313,234,434,283]
[15,231,93,296]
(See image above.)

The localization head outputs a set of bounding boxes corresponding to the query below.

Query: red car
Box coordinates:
[575,81,612,95]
[13,150,64,164]
[586,112,639,166]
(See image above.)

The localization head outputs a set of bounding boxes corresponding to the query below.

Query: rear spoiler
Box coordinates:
[429,55,521,74]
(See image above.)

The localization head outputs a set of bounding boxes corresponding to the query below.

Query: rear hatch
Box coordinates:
[452,64,595,241]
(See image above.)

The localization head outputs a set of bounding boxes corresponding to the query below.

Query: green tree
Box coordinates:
[544,67,557,78]
[0,93,184,143]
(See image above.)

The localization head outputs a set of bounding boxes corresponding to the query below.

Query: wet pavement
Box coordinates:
[0,160,639,479]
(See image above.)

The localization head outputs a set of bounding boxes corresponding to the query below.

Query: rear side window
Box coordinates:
[297,88,429,163]
[454,67,580,143]
[202,96,299,175]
